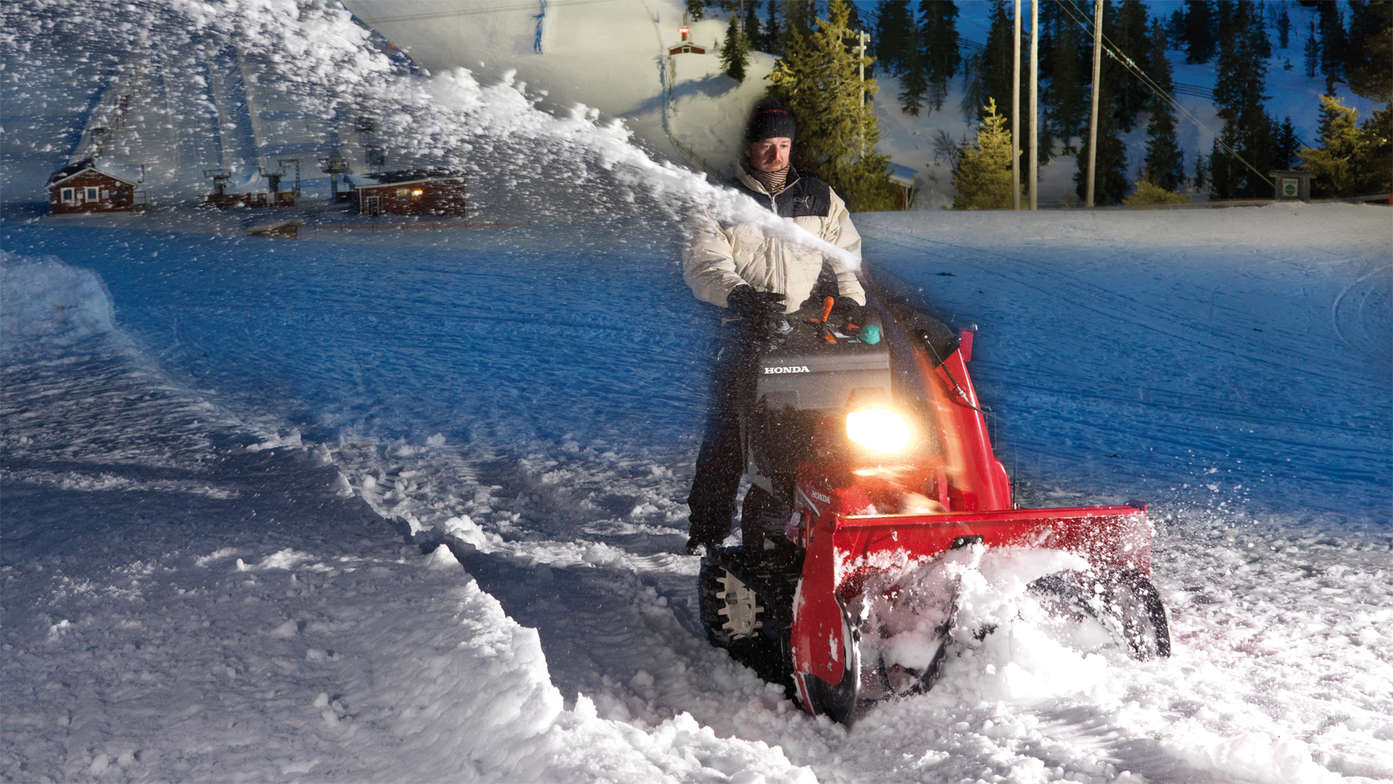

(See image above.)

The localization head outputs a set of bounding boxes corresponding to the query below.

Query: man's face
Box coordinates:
[746,137,792,173]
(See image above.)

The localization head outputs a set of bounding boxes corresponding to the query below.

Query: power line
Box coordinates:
[1050,0,1275,191]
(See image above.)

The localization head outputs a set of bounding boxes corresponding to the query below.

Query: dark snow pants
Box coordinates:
[686,328,759,548]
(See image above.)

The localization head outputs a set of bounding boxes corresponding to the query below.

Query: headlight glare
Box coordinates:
[845,407,913,454]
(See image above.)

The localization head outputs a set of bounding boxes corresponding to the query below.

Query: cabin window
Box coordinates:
[395,187,409,197]
[61,187,74,203]
[85,186,99,201]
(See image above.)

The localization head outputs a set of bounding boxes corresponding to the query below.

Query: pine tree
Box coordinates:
[1317,1,1346,84]
[873,0,913,76]
[953,98,1017,209]
[1182,0,1216,63]
[1209,0,1275,199]
[1344,0,1393,101]
[1276,5,1291,48]
[1355,104,1393,195]
[1109,0,1153,133]
[721,15,749,81]
[1143,20,1184,191]
[1303,22,1319,78]
[965,0,1020,122]
[1075,105,1130,205]
[1043,1,1087,154]
[743,0,763,53]
[763,0,782,56]
[784,0,817,47]
[1300,94,1362,197]
[767,0,897,210]
[919,0,960,112]
[687,0,706,22]
[1272,116,1299,170]
[899,49,929,115]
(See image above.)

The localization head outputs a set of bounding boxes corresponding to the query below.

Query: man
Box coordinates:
[682,98,866,555]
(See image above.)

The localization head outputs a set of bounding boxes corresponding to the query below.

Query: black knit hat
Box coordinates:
[744,99,796,143]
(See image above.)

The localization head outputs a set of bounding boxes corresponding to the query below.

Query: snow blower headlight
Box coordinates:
[845,407,914,455]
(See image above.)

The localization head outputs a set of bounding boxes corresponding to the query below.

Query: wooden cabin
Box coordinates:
[46,159,141,214]
[356,170,467,216]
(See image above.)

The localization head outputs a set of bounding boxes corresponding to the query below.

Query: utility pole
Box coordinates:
[855,28,870,158]
[1029,0,1038,210]
[1011,0,1021,210]
[1086,0,1103,208]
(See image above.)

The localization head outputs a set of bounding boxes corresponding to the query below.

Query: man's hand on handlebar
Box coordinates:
[726,285,787,319]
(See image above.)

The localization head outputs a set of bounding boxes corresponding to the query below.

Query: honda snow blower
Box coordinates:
[698,283,1169,726]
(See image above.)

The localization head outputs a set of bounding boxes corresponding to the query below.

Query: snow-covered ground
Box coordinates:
[3,200,1390,782]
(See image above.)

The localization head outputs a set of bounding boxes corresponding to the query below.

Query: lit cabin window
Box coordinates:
[396,187,409,197]
[411,188,424,198]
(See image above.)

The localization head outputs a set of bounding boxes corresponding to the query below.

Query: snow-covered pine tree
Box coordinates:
[721,15,749,82]
[687,0,706,22]
[953,98,1016,209]
[767,0,896,211]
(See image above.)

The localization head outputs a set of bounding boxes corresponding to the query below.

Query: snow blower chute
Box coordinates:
[698,285,1169,726]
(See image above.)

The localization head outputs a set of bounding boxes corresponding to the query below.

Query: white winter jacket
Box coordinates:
[683,166,865,314]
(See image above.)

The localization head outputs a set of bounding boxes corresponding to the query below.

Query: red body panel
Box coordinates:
[786,326,1153,705]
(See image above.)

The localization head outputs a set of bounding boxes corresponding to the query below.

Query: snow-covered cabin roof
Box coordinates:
[356,168,464,188]
[46,158,141,188]
[886,162,918,188]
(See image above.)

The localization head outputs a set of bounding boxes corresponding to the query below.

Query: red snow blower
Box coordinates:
[698,281,1169,725]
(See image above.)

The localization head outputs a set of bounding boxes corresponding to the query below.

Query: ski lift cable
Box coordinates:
[1052,0,1275,189]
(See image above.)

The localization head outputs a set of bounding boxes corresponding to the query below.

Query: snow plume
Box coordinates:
[1,0,857,268]
[0,253,116,352]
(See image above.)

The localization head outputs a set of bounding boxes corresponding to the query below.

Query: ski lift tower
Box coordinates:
[203,168,236,207]
[321,155,350,202]
[278,158,302,196]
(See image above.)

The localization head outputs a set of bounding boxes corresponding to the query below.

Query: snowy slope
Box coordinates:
[4,203,1391,783]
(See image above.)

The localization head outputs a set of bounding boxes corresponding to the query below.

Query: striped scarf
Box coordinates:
[747,165,790,195]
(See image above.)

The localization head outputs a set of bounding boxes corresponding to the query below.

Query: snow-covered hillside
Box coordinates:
[3,0,1381,208]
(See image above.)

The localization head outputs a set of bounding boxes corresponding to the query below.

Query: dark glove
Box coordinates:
[726,285,786,319]
[830,298,867,327]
